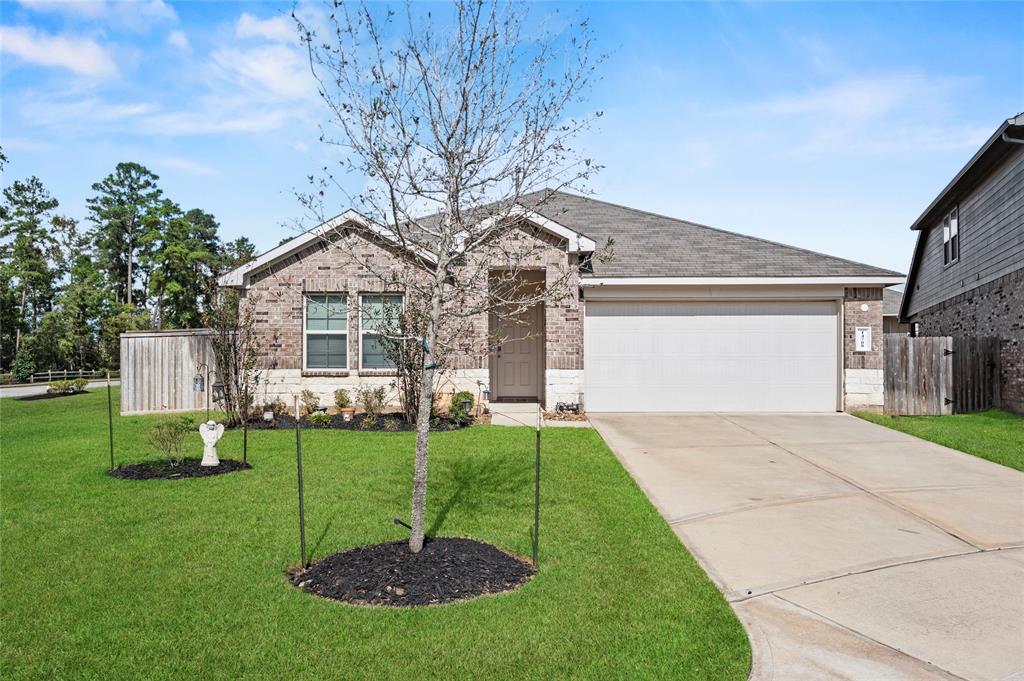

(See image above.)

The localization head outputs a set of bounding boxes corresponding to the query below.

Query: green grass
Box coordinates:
[855,408,1024,472]
[0,389,749,681]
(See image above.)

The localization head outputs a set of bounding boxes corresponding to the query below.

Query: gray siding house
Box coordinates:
[900,112,1024,414]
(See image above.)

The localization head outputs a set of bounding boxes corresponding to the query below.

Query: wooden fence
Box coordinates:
[120,329,215,415]
[884,335,1000,415]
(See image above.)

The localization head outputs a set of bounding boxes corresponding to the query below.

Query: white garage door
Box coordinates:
[584,300,839,412]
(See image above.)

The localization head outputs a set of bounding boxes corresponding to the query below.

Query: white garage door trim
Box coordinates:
[584,299,840,412]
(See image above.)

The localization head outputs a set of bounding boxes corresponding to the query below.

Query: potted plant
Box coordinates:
[334,388,355,422]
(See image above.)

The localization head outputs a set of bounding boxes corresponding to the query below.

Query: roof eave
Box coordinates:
[909,115,1022,231]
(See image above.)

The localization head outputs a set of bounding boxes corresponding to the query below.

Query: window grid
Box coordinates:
[304,294,347,370]
[360,294,403,370]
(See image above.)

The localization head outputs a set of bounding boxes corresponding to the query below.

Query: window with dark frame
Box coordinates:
[942,206,959,266]
[360,294,403,369]
[305,294,347,369]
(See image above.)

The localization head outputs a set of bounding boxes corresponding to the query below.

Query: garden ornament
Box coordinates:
[199,420,225,467]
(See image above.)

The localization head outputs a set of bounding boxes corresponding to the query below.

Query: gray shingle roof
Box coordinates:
[883,288,903,316]
[517,190,903,278]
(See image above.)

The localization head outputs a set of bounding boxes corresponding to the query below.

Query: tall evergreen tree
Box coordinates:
[143,203,221,328]
[218,236,257,274]
[86,163,163,307]
[0,177,69,359]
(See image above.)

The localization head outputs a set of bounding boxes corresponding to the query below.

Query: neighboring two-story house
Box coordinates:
[900,113,1024,414]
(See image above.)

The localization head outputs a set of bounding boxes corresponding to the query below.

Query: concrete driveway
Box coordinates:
[590,412,1024,681]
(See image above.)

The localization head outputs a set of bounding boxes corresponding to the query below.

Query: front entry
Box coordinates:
[491,303,543,402]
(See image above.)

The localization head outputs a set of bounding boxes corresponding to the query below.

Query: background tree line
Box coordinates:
[0,150,257,375]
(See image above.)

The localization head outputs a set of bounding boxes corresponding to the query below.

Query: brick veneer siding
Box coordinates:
[907,268,1024,414]
[843,287,884,409]
[239,224,583,407]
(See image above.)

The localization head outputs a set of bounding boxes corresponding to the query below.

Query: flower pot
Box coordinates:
[339,407,356,422]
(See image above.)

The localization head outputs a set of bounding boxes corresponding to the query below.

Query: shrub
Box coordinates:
[449,390,475,422]
[306,411,331,426]
[334,388,352,409]
[145,416,195,466]
[359,414,378,430]
[299,389,320,415]
[382,417,400,431]
[10,352,34,383]
[356,385,386,416]
[268,398,288,418]
[46,379,88,395]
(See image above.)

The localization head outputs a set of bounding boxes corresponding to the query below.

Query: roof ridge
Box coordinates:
[539,188,904,277]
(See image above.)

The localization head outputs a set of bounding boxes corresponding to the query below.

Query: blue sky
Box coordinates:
[2,1,1022,275]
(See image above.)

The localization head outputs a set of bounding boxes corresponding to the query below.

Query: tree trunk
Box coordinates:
[126,233,133,308]
[15,287,26,353]
[408,267,447,553]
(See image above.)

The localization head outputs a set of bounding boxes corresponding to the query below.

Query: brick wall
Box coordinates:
[239,223,583,405]
[843,287,884,410]
[908,268,1024,414]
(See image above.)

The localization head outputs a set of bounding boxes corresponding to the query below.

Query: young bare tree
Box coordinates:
[204,282,262,428]
[296,0,604,553]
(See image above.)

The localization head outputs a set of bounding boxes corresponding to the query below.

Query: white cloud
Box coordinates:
[211,44,313,101]
[236,12,295,43]
[153,156,217,176]
[747,72,981,157]
[167,30,189,52]
[0,25,119,77]
[17,0,177,31]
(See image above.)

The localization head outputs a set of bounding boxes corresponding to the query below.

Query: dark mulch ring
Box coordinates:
[238,412,470,432]
[16,390,90,402]
[290,537,535,607]
[108,458,251,480]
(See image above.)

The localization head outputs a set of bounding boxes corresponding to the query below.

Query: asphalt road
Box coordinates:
[0,380,119,399]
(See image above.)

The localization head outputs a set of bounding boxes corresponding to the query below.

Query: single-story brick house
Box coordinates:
[219,190,903,412]
[899,112,1024,414]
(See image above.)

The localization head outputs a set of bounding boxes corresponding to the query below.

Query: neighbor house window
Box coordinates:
[360,294,403,369]
[942,206,959,265]
[305,294,347,369]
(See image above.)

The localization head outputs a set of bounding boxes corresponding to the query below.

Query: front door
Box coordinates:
[493,304,542,401]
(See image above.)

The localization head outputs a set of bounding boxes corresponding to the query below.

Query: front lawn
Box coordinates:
[0,390,749,680]
[855,408,1024,472]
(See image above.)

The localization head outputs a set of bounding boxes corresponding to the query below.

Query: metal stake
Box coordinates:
[294,397,307,568]
[106,370,114,469]
[533,404,541,568]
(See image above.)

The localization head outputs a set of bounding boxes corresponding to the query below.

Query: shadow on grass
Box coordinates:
[16,390,92,402]
[427,452,531,537]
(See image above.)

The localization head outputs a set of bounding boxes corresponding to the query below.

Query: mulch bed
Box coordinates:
[239,413,470,432]
[290,537,535,607]
[16,390,90,402]
[108,458,251,480]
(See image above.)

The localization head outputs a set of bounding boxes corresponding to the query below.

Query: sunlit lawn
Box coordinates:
[855,408,1024,472]
[1,389,749,680]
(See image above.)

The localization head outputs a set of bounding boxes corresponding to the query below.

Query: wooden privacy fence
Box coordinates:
[120,329,214,415]
[884,335,1000,415]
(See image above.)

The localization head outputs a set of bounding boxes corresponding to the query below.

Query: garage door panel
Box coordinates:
[584,300,838,412]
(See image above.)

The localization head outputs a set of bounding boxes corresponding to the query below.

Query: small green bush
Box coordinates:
[10,353,34,383]
[449,390,475,422]
[306,411,331,426]
[299,389,320,415]
[356,385,386,416]
[334,388,352,409]
[359,414,378,430]
[48,378,89,395]
[145,416,195,466]
[382,418,400,431]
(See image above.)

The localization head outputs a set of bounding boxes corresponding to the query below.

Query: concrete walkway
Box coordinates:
[590,412,1024,681]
